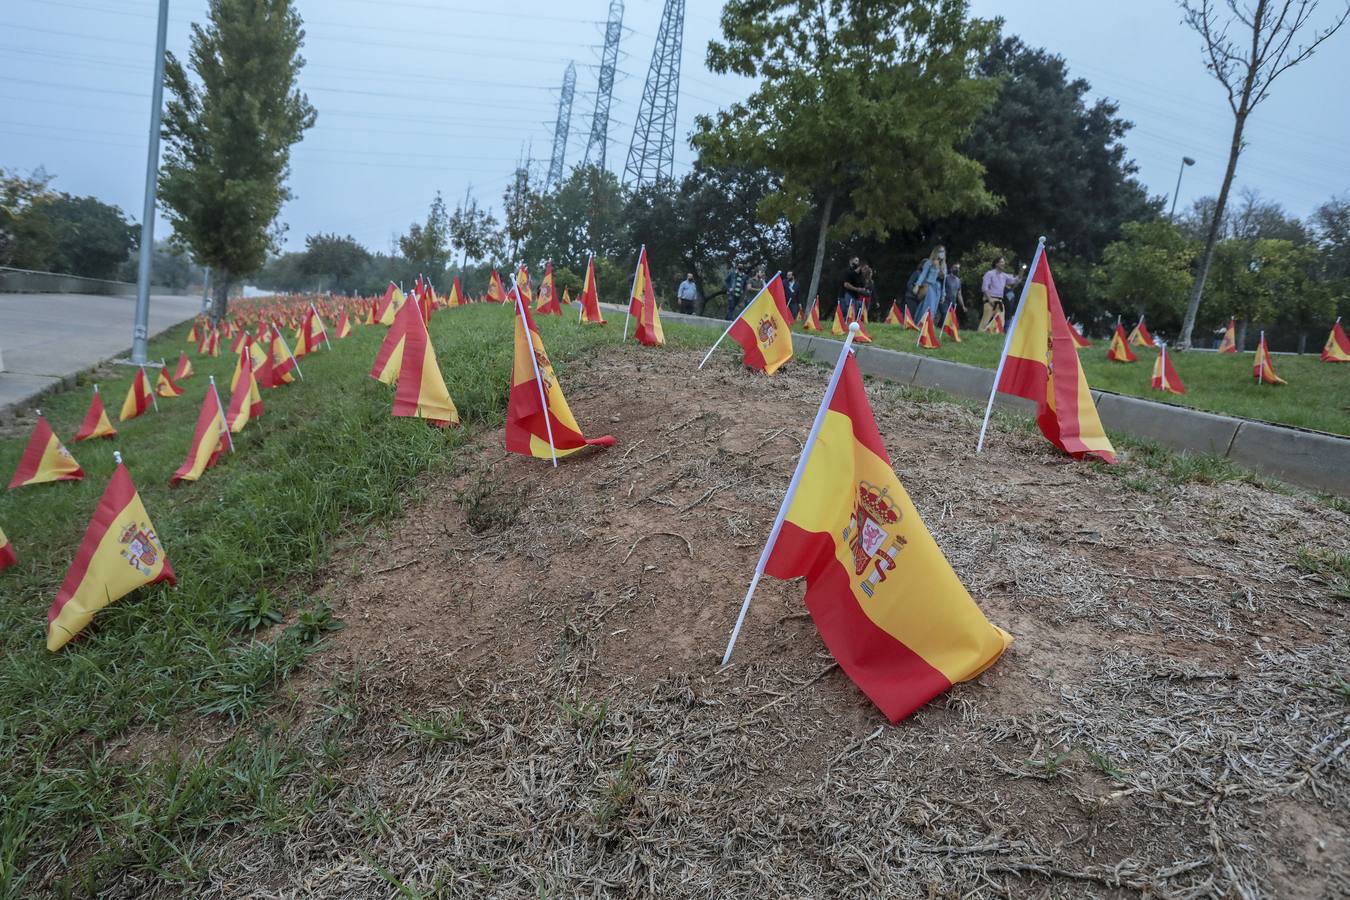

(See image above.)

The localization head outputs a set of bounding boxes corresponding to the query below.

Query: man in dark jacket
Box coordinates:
[724,262,746,320]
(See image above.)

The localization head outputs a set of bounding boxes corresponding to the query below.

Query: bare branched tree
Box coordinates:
[1175,0,1348,348]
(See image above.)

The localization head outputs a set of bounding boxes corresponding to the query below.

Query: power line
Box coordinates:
[624,0,685,187]
[547,62,577,188]
[583,0,624,170]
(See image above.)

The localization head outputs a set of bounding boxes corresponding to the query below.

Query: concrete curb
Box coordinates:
[653,308,1349,496]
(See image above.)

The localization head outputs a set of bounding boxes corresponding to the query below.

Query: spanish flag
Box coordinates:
[186,322,199,343]
[727,273,795,374]
[801,296,822,332]
[992,246,1115,463]
[1107,323,1137,362]
[225,345,263,432]
[1218,318,1237,353]
[831,303,846,336]
[1322,318,1350,362]
[155,367,185,398]
[536,263,562,315]
[119,367,155,421]
[171,383,230,485]
[364,302,376,326]
[377,283,404,324]
[850,304,874,344]
[199,328,220,357]
[903,305,919,331]
[916,310,941,349]
[1069,321,1092,348]
[47,457,175,651]
[942,303,962,342]
[1151,345,1186,394]
[561,287,572,306]
[231,329,248,355]
[507,288,614,462]
[884,301,903,325]
[1127,315,1158,348]
[74,385,117,441]
[174,351,194,381]
[627,246,664,346]
[270,325,300,385]
[294,306,327,356]
[371,294,413,384]
[0,526,15,572]
[447,276,466,308]
[515,264,533,306]
[579,256,606,324]
[336,311,353,339]
[486,269,507,304]
[754,347,1010,722]
[9,413,84,489]
[392,299,459,427]
[1253,331,1286,385]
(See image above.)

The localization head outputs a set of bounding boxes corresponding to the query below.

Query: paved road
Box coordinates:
[0,292,201,416]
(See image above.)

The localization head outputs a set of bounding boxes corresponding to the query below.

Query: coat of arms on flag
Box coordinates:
[844,481,908,596]
[118,522,163,576]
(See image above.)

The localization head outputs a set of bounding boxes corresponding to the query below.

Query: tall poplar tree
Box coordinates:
[159,0,316,322]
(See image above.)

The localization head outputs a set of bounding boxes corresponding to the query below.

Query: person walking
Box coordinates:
[724,262,746,320]
[783,271,800,318]
[979,255,1022,331]
[914,245,948,325]
[904,260,925,321]
[745,266,767,306]
[942,262,965,325]
[841,256,869,320]
[677,273,698,315]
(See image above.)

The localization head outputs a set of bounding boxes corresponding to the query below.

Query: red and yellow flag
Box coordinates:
[74,385,117,441]
[830,304,846,336]
[761,351,1010,722]
[363,301,376,326]
[1322,318,1350,362]
[1253,332,1286,385]
[370,294,414,384]
[155,368,184,398]
[515,264,534,306]
[1151,345,1186,394]
[941,303,962,342]
[336,311,353,339]
[226,345,263,433]
[981,310,1005,334]
[447,276,466,308]
[1127,316,1158,348]
[727,274,795,374]
[294,306,327,356]
[903,305,919,331]
[579,257,606,324]
[884,301,903,325]
[627,247,665,346]
[186,322,199,343]
[1069,321,1092,348]
[119,367,155,421]
[9,413,84,489]
[270,325,299,385]
[1218,318,1237,353]
[199,328,220,357]
[392,300,459,427]
[0,525,15,573]
[507,289,614,460]
[851,304,874,343]
[800,296,822,332]
[916,310,941,349]
[996,248,1116,463]
[1106,323,1138,362]
[173,351,194,381]
[230,329,248,355]
[486,269,507,304]
[47,458,175,651]
[561,287,572,306]
[377,283,405,324]
[535,263,562,315]
[171,386,230,485]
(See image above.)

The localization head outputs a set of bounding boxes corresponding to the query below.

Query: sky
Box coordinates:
[2,0,1348,257]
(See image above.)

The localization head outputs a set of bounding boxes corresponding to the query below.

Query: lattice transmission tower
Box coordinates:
[547,61,577,188]
[624,0,684,187]
[582,0,624,170]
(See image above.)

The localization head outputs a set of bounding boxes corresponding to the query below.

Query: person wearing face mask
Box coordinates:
[914,245,948,326]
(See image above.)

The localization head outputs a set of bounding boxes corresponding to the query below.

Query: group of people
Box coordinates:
[675,249,1026,331]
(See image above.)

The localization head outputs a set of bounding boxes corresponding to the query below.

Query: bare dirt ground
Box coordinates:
[159,345,1347,898]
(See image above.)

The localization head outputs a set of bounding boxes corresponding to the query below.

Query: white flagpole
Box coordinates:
[976,236,1045,454]
[623,245,644,342]
[272,324,303,380]
[310,303,332,350]
[698,271,782,370]
[144,366,159,412]
[515,286,558,468]
[722,322,861,666]
[209,375,234,452]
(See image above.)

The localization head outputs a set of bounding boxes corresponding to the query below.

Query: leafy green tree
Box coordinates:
[0,166,56,269]
[159,0,316,323]
[501,165,541,262]
[1097,220,1196,335]
[522,165,629,273]
[41,194,139,280]
[399,193,451,278]
[299,233,370,294]
[448,197,501,273]
[944,37,1160,262]
[695,0,1002,310]
[117,239,204,291]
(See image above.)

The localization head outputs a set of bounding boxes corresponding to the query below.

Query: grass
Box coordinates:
[0,302,710,896]
[778,319,1350,436]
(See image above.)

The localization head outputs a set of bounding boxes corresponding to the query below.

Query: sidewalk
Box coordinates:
[0,292,201,416]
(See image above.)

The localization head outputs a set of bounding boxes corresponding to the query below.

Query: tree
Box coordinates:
[501,165,541,262]
[1097,220,1197,335]
[42,194,139,280]
[0,166,56,269]
[696,0,1001,310]
[521,165,628,273]
[448,196,500,273]
[300,233,370,294]
[1174,0,1348,348]
[160,0,316,323]
[945,37,1161,262]
[399,193,452,278]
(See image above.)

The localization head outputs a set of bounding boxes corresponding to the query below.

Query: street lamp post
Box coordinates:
[1168,156,1197,221]
[130,0,171,365]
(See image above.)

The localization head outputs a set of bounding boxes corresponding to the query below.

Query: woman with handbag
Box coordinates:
[913,245,948,326]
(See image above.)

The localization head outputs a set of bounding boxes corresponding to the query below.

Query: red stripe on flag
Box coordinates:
[825,356,890,464]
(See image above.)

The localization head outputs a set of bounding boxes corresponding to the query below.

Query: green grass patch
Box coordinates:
[782,321,1350,436]
[0,302,708,894]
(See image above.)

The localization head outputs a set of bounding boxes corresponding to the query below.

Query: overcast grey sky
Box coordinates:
[2,0,1347,256]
